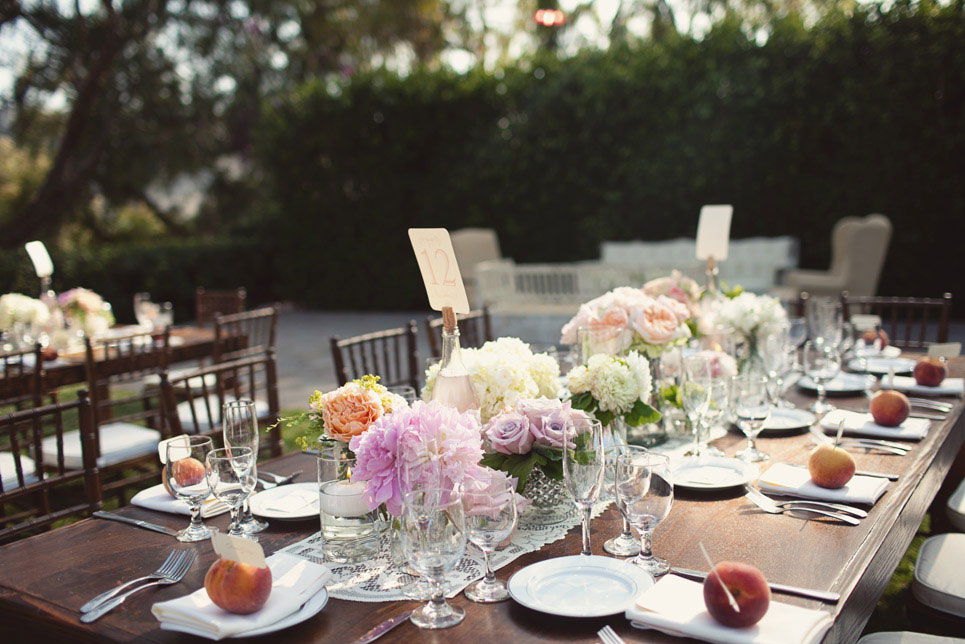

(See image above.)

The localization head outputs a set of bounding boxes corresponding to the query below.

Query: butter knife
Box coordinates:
[670,567,840,603]
[349,610,412,644]
[93,511,178,537]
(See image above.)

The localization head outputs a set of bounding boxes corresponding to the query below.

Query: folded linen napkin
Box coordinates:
[820,409,930,441]
[888,376,963,397]
[757,463,888,505]
[152,552,331,640]
[626,575,833,644]
[131,483,230,518]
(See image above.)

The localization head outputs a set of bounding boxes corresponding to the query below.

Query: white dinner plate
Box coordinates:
[249,482,318,521]
[669,457,759,490]
[234,588,329,638]
[761,407,816,432]
[847,357,916,375]
[508,555,653,618]
[799,373,875,394]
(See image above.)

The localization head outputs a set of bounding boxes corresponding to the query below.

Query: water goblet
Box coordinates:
[603,444,649,557]
[807,298,842,346]
[733,375,772,462]
[165,435,215,542]
[223,400,268,534]
[206,447,257,540]
[402,489,467,629]
[682,353,713,380]
[804,341,841,414]
[462,476,517,602]
[396,434,447,601]
[562,415,605,556]
[760,324,789,406]
[615,452,673,576]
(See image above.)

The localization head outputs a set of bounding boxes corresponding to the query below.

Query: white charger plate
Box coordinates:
[235,588,329,638]
[669,457,759,490]
[799,373,875,393]
[249,482,318,521]
[847,357,916,375]
[761,407,816,432]
[508,555,653,618]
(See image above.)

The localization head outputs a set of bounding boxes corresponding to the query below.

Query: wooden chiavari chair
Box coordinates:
[195,287,246,326]
[424,307,493,357]
[330,321,419,390]
[841,292,953,351]
[0,344,43,410]
[213,306,279,363]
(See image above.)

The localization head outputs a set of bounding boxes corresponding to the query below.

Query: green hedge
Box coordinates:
[256,3,965,313]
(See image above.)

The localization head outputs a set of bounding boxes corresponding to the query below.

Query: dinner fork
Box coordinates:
[743,488,860,526]
[80,550,197,623]
[906,398,953,412]
[745,486,868,519]
[80,549,182,613]
[597,625,627,644]
[808,428,909,456]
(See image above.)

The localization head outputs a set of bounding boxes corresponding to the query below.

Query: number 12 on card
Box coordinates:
[408,228,470,314]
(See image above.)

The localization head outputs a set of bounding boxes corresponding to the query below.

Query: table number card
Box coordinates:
[695,205,733,261]
[408,228,470,314]
[928,342,961,359]
[24,241,53,278]
[212,532,267,568]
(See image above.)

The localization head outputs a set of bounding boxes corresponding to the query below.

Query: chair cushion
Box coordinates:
[947,478,965,532]
[176,395,269,434]
[913,533,965,618]
[141,368,218,389]
[858,633,965,644]
[41,422,160,469]
[0,451,37,489]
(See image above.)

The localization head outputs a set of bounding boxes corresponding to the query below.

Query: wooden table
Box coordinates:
[1,357,962,644]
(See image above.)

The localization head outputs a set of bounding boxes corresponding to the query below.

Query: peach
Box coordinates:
[204,557,272,614]
[913,358,948,387]
[161,465,176,498]
[170,457,205,487]
[861,329,889,348]
[870,390,910,427]
[703,561,771,628]
[808,443,856,489]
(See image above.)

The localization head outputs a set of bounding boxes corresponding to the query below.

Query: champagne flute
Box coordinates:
[604,444,649,557]
[733,375,772,462]
[616,452,672,576]
[206,447,257,540]
[402,489,467,629]
[562,415,605,556]
[462,476,517,602]
[165,435,214,542]
[223,400,268,533]
[681,379,710,457]
[804,341,842,414]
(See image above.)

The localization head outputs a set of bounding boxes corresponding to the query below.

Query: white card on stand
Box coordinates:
[212,532,267,567]
[408,228,470,314]
[928,342,961,359]
[695,205,733,261]
[24,241,53,278]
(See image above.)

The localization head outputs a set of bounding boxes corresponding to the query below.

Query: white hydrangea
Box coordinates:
[709,292,788,340]
[0,293,50,330]
[567,351,652,417]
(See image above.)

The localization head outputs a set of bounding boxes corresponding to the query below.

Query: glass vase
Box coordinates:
[627,355,667,448]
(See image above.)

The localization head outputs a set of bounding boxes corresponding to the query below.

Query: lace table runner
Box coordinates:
[280,499,611,602]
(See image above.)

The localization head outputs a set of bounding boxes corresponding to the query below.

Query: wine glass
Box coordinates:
[402,489,467,629]
[462,476,517,602]
[733,375,772,462]
[223,400,268,534]
[807,298,842,346]
[836,321,856,357]
[615,452,673,576]
[760,324,789,406]
[387,385,417,404]
[681,378,710,457]
[786,316,807,370]
[206,447,257,540]
[165,436,215,542]
[804,341,842,414]
[603,444,649,557]
[682,353,713,380]
[562,415,605,556]
[396,431,446,601]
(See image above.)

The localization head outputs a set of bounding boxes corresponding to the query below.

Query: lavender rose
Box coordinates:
[517,397,564,427]
[485,411,534,455]
[532,403,591,448]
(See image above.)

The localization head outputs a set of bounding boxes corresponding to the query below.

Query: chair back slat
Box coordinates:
[0,344,44,409]
[424,308,493,357]
[841,292,953,350]
[196,287,247,326]
[213,306,278,362]
[330,321,420,390]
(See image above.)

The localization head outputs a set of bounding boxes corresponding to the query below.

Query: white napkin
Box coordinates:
[152,553,331,640]
[626,575,833,644]
[131,484,230,518]
[888,376,963,397]
[757,463,888,505]
[265,488,317,514]
[820,409,930,441]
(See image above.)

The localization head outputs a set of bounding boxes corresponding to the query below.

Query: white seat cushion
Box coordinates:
[859,633,965,644]
[0,451,37,489]
[40,422,160,469]
[177,395,269,433]
[948,478,965,532]
[141,368,218,389]
[913,533,965,618]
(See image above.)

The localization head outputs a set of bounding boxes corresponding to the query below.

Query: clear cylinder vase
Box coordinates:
[627,356,667,448]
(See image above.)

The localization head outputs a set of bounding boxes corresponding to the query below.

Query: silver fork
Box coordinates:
[744,487,861,525]
[907,398,953,412]
[80,549,182,613]
[809,428,909,456]
[80,550,197,623]
[746,487,868,518]
[597,625,627,644]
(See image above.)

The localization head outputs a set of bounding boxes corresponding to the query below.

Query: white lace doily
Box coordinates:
[280,499,611,602]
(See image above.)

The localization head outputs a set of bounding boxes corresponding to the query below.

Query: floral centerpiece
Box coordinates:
[58,288,114,337]
[0,293,50,336]
[642,270,703,323]
[422,337,560,423]
[566,351,661,428]
[559,287,691,359]
[705,292,787,374]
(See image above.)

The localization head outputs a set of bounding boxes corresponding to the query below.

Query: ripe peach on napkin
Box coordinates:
[869,390,910,427]
[703,562,771,627]
[204,557,272,615]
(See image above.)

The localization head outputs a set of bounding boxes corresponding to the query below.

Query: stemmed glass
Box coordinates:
[603,444,649,557]
[804,341,842,414]
[733,375,772,462]
[760,324,790,407]
[807,298,842,346]
[396,433,446,601]
[786,316,808,370]
[223,400,268,534]
[562,415,605,556]
[402,489,467,629]
[165,436,215,542]
[206,447,257,540]
[462,476,517,602]
[615,452,673,576]
[681,379,710,458]
[836,321,856,358]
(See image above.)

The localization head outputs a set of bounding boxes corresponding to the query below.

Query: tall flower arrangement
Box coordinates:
[706,292,787,343]
[57,288,114,336]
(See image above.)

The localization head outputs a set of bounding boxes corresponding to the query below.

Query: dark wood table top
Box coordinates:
[1,356,962,644]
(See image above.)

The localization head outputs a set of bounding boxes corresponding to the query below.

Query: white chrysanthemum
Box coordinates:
[622,350,652,403]
[567,365,592,394]
[589,360,638,414]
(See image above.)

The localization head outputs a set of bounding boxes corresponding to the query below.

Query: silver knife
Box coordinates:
[855,469,899,481]
[93,511,178,537]
[670,567,840,603]
[349,610,412,644]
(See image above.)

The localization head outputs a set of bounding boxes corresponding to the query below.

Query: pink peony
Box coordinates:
[319,383,384,442]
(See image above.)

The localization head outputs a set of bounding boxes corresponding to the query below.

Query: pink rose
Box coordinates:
[485,411,533,455]
[320,383,384,442]
[630,299,683,345]
[657,295,691,324]
[462,467,527,517]
[560,304,595,344]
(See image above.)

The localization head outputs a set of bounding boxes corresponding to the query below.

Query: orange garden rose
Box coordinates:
[318,383,385,442]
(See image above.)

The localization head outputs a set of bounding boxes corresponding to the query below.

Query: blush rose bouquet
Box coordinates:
[57,288,114,337]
